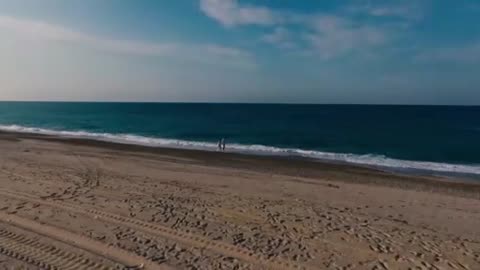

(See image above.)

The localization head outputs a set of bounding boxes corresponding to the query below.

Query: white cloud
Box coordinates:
[205,44,249,57]
[305,16,388,59]
[200,0,278,27]
[0,15,254,67]
[261,27,296,49]
[345,1,423,21]
[416,42,480,63]
[369,6,410,17]
[200,1,401,59]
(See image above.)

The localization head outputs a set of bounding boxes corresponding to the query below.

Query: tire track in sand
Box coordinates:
[0,212,172,270]
[0,227,112,270]
[0,188,308,270]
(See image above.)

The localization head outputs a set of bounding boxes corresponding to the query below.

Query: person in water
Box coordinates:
[221,138,226,151]
[218,139,222,151]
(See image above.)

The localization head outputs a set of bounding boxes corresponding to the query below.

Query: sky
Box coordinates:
[0,0,479,105]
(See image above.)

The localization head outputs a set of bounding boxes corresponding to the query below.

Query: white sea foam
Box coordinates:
[1,124,480,176]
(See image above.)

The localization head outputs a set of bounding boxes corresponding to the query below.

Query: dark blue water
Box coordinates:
[0,102,479,175]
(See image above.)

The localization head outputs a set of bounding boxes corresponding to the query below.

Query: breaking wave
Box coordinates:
[1,124,480,176]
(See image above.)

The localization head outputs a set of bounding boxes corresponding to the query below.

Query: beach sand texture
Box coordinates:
[0,132,479,269]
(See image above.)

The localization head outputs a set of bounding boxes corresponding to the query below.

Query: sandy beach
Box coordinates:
[0,131,479,270]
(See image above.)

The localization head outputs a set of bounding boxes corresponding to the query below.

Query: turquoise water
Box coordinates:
[0,102,479,176]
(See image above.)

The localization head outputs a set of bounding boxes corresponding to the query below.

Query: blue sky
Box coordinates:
[0,0,479,104]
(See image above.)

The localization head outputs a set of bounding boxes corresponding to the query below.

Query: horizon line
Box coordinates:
[0,100,479,106]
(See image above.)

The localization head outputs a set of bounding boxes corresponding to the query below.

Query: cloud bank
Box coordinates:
[0,15,253,68]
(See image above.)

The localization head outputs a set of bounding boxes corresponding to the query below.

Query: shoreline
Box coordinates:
[1,130,479,199]
[1,124,479,178]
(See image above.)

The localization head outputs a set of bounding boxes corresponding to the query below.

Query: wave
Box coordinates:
[1,124,480,176]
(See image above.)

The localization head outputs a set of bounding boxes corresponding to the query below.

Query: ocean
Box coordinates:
[0,102,479,178]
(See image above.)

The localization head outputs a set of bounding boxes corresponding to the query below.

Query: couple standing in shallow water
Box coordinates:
[218,138,226,151]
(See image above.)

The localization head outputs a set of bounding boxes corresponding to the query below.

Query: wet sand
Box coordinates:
[0,131,479,269]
